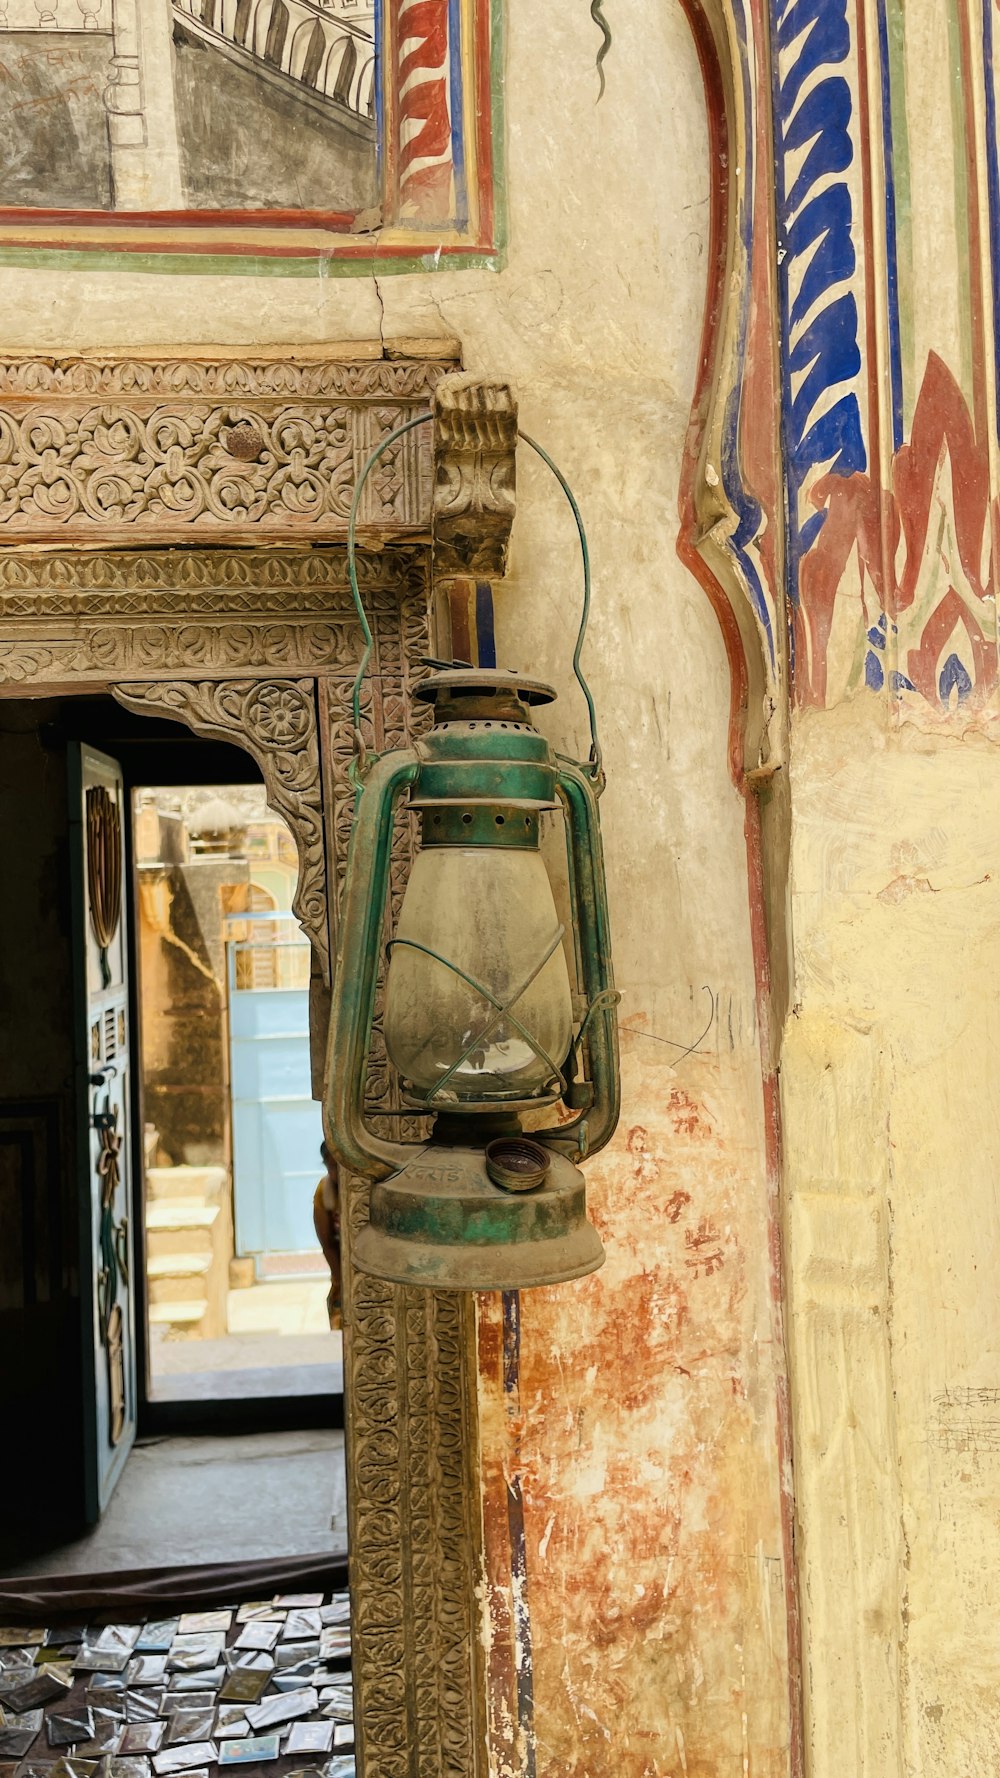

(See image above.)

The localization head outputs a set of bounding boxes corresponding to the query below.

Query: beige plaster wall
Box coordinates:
[782,695,1000,1777]
[0,1,794,1770]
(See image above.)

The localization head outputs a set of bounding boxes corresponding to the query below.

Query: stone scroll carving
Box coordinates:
[0,354,450,546]
[112,678,329,986]
[432,373,517,580]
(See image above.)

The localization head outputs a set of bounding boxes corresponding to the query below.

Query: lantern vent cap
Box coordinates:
[417,666,556,707]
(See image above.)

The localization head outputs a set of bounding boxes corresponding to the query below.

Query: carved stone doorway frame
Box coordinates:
[0,351,485,1778]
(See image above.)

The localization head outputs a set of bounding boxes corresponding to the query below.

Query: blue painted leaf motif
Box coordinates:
[773,0,867,568]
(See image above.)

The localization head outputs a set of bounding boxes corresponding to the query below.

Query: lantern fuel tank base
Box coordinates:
[353,1145,605,1290]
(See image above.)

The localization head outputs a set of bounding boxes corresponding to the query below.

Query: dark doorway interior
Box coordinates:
[0,696,342,1570]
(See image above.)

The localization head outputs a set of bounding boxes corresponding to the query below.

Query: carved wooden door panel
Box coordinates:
[71,744,137,1522]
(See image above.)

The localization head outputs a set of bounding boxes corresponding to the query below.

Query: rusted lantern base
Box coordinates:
[353,1144,605,1290]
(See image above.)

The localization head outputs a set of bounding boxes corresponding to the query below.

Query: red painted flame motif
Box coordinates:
[796,352,997,709]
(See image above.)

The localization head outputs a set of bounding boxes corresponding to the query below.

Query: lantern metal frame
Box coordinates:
[323,418,620,1287]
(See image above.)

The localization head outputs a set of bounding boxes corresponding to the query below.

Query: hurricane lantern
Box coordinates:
[325,422,620,1291]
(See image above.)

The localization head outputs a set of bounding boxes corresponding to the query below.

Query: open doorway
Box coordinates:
[0,694,345,1582]
[134,784,339,1409]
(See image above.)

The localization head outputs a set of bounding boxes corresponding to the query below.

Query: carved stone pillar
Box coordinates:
[431,373,517,659]
[105,0,183,209]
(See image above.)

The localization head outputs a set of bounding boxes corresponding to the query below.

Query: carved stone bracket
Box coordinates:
[432,373,517,580]
[112,678,329,985]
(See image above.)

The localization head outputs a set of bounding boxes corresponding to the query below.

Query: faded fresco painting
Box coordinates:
[0,0,377,216]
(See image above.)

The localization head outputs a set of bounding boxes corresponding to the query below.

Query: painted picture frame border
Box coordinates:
[0,0,501,275]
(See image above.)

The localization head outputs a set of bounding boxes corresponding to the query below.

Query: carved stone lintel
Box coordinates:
[111,679,329,986]
[432,373,517,579]
[0,353,447,546]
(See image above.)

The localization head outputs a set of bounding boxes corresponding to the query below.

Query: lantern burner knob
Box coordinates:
[485,1136,551,1193]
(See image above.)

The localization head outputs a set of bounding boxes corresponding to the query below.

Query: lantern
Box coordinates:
[324,420,620,1290]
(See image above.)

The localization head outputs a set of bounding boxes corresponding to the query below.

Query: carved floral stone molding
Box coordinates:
[0,353,455,546]
[113,677,329,984]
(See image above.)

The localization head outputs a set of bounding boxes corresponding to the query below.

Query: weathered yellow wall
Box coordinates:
[0,0,795,1769]
[782,697,1000,1776]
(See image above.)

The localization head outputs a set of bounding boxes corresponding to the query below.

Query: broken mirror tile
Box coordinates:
[4,1714,43,1736]
[48,1759,100,1778]
[167,1673,221,1697]
[232,1625,279,1655]
[245,1688,318,1733]
[88,1635,138,1661]
[150,1744,217,1775]
[0,1634,43,1651]
[83,1688,124,1714]
[332,1724,355,1750]
[122,1696,161,1726]
[0,1653,35,1674]
[15,1761,56,1778]
[72,1655,128,1678]
[34,1650,78,1670]
[43,1632,87,1653]
[320,1698,353,1724]
[283,1723,333,1757]
[0,1760,17,1778]
[319,1600,350,1628]
[175,1616,230,1640]
[124,1662,166,1691]
[47,1711,95,1749]
[82,1700,124,1726]
[0,1740,35,1765]
[166,1641,222,1673]
[217,1737,279,1767]
[217,1672,269,1707]
[113,1728,164,1758]
[324,1760,356,1778]
[271,1672,319,1694]
[234,1607,279,1627]
[75,1711,128,1759]
[100,1759,151,1778]
[5,1671,72,1712]
[163,1717,213,1751]
[132,1629,175,1659]
[271,1596,322,1610]
[319,1631,350,1662]
[284,1768,326,1778]
[211,1712,248,1743]
[275,1644,319,1672]
[281,1613,320,1644]
[222,1651,270,1677]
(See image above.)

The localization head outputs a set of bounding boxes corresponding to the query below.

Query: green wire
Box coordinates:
[517,428,602,777]
[348,411,433,737]
[347,411,601,777]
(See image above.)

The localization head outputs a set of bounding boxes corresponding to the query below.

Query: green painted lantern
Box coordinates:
[325,421,620,1290]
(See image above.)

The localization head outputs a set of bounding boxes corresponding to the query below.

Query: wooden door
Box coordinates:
[71,744,137,1521]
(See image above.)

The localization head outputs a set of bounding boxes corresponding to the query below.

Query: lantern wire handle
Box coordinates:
[347,411,433,762]
[347,412,601,777]
[516,429,602,780]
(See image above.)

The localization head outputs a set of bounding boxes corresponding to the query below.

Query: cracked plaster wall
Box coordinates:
[782,697,1000,1777]
[0,0,796,1771]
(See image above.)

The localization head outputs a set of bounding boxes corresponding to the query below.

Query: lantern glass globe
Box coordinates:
[384,846,573,1104]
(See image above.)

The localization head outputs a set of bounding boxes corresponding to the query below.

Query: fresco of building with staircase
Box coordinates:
[0,0,376,213]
